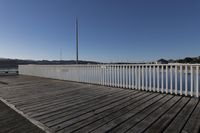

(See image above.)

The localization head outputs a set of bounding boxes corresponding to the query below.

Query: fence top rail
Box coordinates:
[19,64,200,67]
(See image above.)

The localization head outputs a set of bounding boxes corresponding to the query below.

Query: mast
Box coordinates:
[76,17,79,64]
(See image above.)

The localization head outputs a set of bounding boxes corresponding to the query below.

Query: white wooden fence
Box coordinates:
[19,64,200,97]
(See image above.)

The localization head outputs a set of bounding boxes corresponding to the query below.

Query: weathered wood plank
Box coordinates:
[164,98,199,133]
[68,93,160,133]
[33,91,140,121]
[58,92,148,133]
[41,91,141,125]
[124,96,181,133]
[109,95,174,133]
[182,101,200,133]
[26,89,133,117]
[144,97,190,133]
[45,89,139,128]
[21,88,124,113]
[88,94,165,133]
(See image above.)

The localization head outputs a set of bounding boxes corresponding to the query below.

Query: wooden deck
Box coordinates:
[0,75,199,133]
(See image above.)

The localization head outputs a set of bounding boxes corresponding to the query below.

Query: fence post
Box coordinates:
[142,65,144,90]
[196,66,199,97]
[170,65,173,94]
[135,66,138,89]
[175,65,178,95]
[149,65,152,91]
[180,65,183,95]
[157,65,160,92]
[191,66,193,96]
[138,65,141,90]
[161,65,164,93]
[153,65,156,92]
[185,66,188,96]
[145,65,148,91]
[166,66,168,94]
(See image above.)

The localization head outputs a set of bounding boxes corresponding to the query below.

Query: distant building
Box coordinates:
[156,59,168,64]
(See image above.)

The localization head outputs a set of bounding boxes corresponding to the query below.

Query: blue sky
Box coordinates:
[0,0,200,62]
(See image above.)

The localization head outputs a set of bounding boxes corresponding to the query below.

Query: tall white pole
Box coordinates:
[76,17,79,64]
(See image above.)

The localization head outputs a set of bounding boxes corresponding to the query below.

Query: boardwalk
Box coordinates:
[0,75,199,133]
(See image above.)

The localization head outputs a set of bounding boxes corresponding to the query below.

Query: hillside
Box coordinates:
[157,56,200,64]
[0,58,99,68]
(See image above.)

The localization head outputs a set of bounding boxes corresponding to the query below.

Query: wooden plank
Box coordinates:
[87,94,165,133]
[4,82,99,102]
[5,81,123,107]
[164,98,199,133]
[11,86,99,105]
[0,82,67,101]
[33,91,140,121]
[66,93,161,133]
[144,97,190,133]
[26,88,134,117]
[20,87,125,113]
[30,89,137,119]
[57,92,149,133]
[44,89,139,127]
[40,91,143,125]
[109,95,176,133]
[182,101,200,133]
[124,96,181,133]
[5,80,122,104]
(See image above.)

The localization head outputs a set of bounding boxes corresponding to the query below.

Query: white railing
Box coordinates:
[19,64,200,97]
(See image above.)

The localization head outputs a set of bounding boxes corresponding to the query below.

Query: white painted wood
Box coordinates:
[126,66,129,88]
[122,65,125,88]
[104,65,107,85]
[120,66,123,88]
[135,66,138,89]
[196,66,199,97]
[153,65,156,92]
[118,66,120,87]
[142,65,144,90]
[114,65,116,86]
[132,66,135,89]
[109,66,112,86]
[161,65,164,93]
[180,65,183,95]
[185,66,188,96]
[157,66,160,92]
[138,66,141,90]
[129,66,131,88]
[166,66,168,94]
[175,65,178,95]
[145,66,148,91]
[170,65,173,94]
[149,66,152,91]
[191,66,193,96]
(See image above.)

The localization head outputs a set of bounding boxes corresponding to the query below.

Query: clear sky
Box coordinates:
[0,0,200,62]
